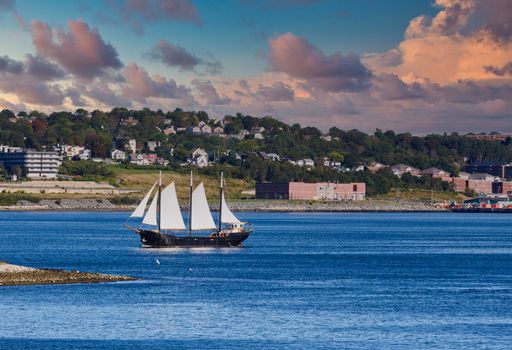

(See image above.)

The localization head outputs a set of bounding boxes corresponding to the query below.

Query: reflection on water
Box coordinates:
[0,211,512,349]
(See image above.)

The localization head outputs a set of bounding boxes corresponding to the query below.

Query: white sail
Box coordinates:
[190,182,216,230]
[221,192,241,223]
[142,190,158,226]
[130,181,158,218]
[160,182,186,230]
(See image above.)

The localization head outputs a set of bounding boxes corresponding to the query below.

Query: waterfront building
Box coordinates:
[256,182,366,201]
[0,149,60,178]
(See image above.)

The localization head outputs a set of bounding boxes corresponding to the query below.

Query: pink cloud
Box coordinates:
[268,33,372,92]
[122,63,193,102]
[31,19,122,79]
[192,79,231,105]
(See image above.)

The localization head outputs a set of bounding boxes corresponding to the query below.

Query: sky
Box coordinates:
[0,0,511,134]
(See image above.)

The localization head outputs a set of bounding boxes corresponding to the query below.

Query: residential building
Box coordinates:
[250,126,265,134]
[111,149,126,160]
[199,124,212,134]
[212,126,224,134]
[465,133,511,142]
[258,152,281,162]
[253,132,264,140]
[420,167,451,181]
[127,139,137,154]
[163,126,176,135]
[367,162,386,172]
[238,130,250,138]
[296,159,314,168]
[59,145,87,158]
[187,126,201,134]
[189,148,210,168]
[391,163,420,177]
[147,141,160,152]
[256,182,366,201]
[0,149,60,178]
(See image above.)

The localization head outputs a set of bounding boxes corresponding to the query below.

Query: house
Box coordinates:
[238,130,250,138]
[259,152,280,162]
[297,159,314,168]
[111,149,126,160]
[130,154,150,166]
[187,126,201,134]
[367,162,386,173]
[250,126,265,134]
[420,167,451,180]
[163,126,176,135]
[79,149,91,160]
[127,139,137,154]
[147,141,160,152]
[59,145,85,158]
[391,163,420,177]
[199,124,212,134]
[189,148,210,168]
[253,132,264,140]
[320,135,332,142]
[212,127,224,134]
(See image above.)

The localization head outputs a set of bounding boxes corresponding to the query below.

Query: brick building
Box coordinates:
[256,182,365,200]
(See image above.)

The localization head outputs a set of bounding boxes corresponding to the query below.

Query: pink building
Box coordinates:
[289,182,365,201]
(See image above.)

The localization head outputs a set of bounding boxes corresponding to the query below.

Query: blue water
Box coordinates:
[1,211,512,349]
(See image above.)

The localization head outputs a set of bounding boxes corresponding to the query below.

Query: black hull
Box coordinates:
[137,229,251,248]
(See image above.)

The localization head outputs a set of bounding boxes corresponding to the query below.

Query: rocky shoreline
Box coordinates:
[0,198,448,212]
[0,262,136,286]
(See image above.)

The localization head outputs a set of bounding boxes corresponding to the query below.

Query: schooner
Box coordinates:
[125,172,252,247]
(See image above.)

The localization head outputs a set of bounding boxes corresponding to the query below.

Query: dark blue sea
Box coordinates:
[1,211,512,349]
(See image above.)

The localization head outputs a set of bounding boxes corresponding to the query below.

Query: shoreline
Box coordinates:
[0,199,449,212]
[0,262,136,286]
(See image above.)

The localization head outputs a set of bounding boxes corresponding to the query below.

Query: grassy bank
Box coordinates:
[107,165,254,201]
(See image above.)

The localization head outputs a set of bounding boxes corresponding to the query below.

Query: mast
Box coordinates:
[218,172,223,233]
[157,171,162,232]
[188,171,193,236]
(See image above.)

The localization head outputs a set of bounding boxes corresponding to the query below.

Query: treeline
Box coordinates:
[1,108,512,195]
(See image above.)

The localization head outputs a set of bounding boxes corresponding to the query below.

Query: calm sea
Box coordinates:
[0,211,511,349]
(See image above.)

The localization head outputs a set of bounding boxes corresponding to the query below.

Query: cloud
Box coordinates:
[31,19,123,79]
[192,79,231,105]
[122,62,193,102]
[268,33,372,92]
[25,54,66,81]
[257,82,294,101]
[81,80,133,108]
[485,62,512,77]
[149,39,222,74]
[108,0,201,33]
[0,55,23,74]
[375,74,426,101]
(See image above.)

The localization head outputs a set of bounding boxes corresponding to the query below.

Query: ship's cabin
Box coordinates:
[224,222,245,233]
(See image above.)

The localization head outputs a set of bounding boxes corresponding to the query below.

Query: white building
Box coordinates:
[147,141,160,152]
[111,149,126,160]
[127,139,137,154]
[189,148,210,168]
